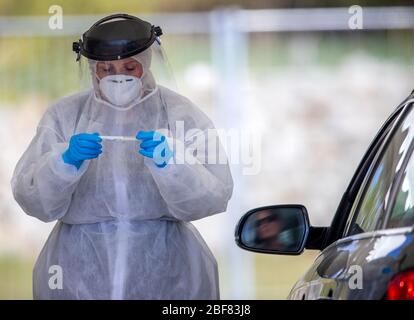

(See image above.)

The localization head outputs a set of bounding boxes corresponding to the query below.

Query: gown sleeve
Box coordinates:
[11,105,89,222]
[144,90,234,221]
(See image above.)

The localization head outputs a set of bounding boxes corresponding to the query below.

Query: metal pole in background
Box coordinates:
[210,8,255,299]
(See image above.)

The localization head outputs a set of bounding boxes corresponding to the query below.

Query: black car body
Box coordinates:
[235,91,414,300]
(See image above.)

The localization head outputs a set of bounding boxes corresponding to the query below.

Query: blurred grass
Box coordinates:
[215,250,319,299]
[0,255,33,299]
[0,251,318,299]
[2,0,414,15]
[248,31,414,75]
[1,31,414,105]
[0,35,212,104]
[0,0,156,15]
[254,250,318,299]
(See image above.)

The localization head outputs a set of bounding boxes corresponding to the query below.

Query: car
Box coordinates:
[235,91,414,300]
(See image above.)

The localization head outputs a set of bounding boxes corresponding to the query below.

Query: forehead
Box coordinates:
[97,57,140,66]
[257,211,272,219]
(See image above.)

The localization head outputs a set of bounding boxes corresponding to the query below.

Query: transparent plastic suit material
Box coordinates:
[11,29,233,298]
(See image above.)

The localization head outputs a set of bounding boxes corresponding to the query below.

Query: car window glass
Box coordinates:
[347,104,414,236]
[387,121,414,229]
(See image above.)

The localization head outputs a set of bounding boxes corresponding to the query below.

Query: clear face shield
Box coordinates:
[74,14,176,109]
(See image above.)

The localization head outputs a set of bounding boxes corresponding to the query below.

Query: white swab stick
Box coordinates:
[100,136,137,141]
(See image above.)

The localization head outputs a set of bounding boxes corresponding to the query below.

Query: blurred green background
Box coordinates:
[2,0,414,14]
[1,0,414,300]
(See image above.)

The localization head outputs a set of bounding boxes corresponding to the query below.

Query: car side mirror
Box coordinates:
[235,205,311,255]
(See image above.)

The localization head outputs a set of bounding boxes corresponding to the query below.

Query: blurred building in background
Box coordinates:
[1,0,414,299]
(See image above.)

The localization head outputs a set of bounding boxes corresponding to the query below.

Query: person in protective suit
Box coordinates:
[11,13,233,300]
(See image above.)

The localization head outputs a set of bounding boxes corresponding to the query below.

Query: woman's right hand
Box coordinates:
[62,133,102,169]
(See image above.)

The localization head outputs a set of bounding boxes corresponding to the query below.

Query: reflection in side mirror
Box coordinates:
[235,205,310,255]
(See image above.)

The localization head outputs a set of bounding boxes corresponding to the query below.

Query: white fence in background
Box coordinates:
[1,6,414,37]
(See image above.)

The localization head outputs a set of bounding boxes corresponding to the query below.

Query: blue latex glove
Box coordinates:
[62,133,102,169]
[136,131,173,168]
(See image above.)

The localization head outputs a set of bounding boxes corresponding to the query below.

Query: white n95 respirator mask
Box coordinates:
[99,74,143,107]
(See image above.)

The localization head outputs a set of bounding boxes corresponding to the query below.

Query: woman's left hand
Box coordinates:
[136,131,173,168]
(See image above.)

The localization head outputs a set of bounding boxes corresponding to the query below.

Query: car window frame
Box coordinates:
[343,100,414,237]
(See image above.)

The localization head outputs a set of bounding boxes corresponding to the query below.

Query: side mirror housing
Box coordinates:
[235,205,311,255]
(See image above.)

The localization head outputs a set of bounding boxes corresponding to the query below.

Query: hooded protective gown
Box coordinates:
[11,47,233,299]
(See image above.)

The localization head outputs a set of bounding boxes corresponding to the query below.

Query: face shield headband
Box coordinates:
[72,13,162,62]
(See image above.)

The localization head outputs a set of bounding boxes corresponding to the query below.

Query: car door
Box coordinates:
[289,96,414,300]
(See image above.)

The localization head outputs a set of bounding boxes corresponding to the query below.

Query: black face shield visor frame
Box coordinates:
[72,13,163,61]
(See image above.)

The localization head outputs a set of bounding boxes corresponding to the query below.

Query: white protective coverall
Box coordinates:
[11,47,233,299]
